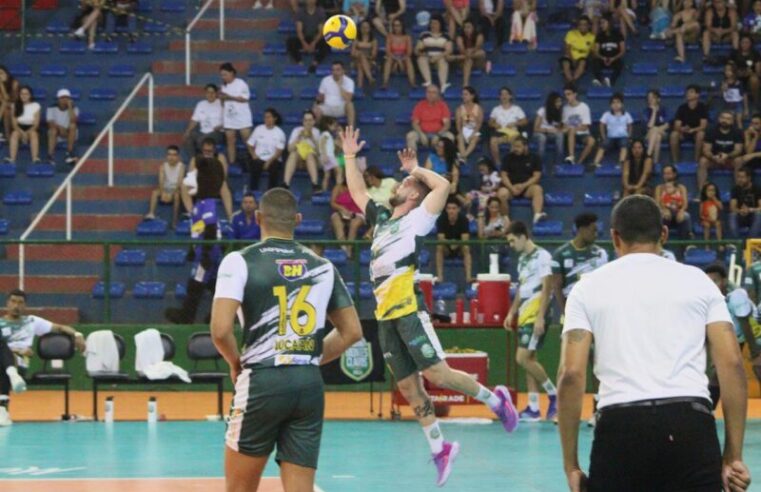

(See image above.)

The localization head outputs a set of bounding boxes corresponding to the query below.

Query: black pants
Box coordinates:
[589,399,722,492]
[0,340,24,407]
[591,57,623,85]
[286,37,330,64]
[479,16,505,47]
[249,158,282,191]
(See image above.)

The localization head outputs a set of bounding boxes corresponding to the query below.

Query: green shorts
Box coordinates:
[379,310,445,381]
[225,365,324,469]
[517,324,546,351]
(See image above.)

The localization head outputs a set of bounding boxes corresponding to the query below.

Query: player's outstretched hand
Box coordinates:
[398,148,419,174]
[339,126,365,156]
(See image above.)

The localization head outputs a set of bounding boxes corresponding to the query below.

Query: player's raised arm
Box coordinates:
[340,126,370,213]
[398,148,450,215]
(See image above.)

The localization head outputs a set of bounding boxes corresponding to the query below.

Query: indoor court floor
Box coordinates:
[1,419,761,492]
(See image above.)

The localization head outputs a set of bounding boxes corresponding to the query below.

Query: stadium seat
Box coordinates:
[381,138,406,151]
[267,88,294,100]
[133,281,166,299]
[228,165,243,177]
[136,219,168,236]
[702,65,723,74]
[45,19,69,33]
[536,42,562,53]
[108,64,136,78]
[156,249,187,266]
[490,64,517,76]
[26,164,55,177]
[277,19,295,33]
[7,63,32,77]
[126,42,153,54]
[623,86,648,98]
[3,191,32,205]
[661,85,684,98]
[511,198,530,207]
[144,22,168,33]
[359,248,371,266]
[594,165,622,177]
[78,112,96,126]
[175,283,187,299]
[92,281,126,299]
[667,62,693,75]
[160,0,185,11]
[419,249,431,266]
[0,164,15,178]
[25,40,53,54]
[174,219,191,237]
[32,87,48,100]
[90,88,117,101]
[515,88,542,100]
[525,63,552,76]
[372,89,401,100]
[324,248,348,266]
[115,249,147,266]
[74,65,101,77]
[501,43,528,54]
[283,65,309,77]
[533,220,564,236]
[345,281,374,299]
[359,112,386,124]
[684,248,717,267]
[641,41,666,51]
[93,42,118,54]
[675,162,698,175]
[0,219,9,235]
[546,22,572,31]
[59,41,86,54]
[588,86,613,99]
[40,64,67,77]
[248,65,273,78]
[584,191,614,206]
[295,220,325,236]
[263,43,287,55]
[546,192,574,206]
[632,63,658,75]
[480,87,500,100]
[433,282,458,300]
[554,164,584,177]
[311,192,331,205]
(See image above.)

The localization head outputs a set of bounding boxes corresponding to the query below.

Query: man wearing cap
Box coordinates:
[46,89,79,165]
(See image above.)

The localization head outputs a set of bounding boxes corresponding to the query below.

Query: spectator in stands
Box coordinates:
[497,136,546,223]
[591,14,625,87]
[643,89,669,164]
[444,0,470,39]
[743,0,761,41]
[363,165,398,208]
[451,19,487,87]
[510,0,538,49]
[219,63,253,166]
[425,137,469,206]
[455,86,484,161]
[670,84,708,163]
[479,0,505,47]
[330,181,365,257]
[698,110,744,191]
[343,0,369,23]
[649,0,671,40]
[286,0,329,72]
[284,110,321,192]
[318,116,342,191]
[415,15,453,93]
[469,157,502,212]
[592,93,633,168]
[720,63,748,128]
[104,0,137,43]
[622,139,654,196]
[6,86,40,164]
[578,0,609,33]
[370,0,407,37]
[560,16,595,84]
[406,84,454,151]
[246,107,286,191]
[743,113,761,169]
[314,61,356,128]
[612,0,637,39]
[230,192,260,240]
[71,0,104,50]
[729,165,761,237]
[663,0,700,63]
[700,182,723,246]
[436,198,473,282]
[46,89,79,165]
[0,66,19,144]
[562,84,596,166]
[702,0,739,64]
[533,91,565,165]
[382,18,415,89]
[351,20,377,89]
[654,164,692,239]
[183,84,223,161]
[488,86,527,164]
[730,36,761,108]
[182,138,233,221]
[478,195,510,239]
[146,145,185,229]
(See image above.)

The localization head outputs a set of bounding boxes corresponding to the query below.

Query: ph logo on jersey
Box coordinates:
[277,259,308,281]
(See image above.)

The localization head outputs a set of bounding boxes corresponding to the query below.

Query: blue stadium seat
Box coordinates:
[684,248,717,267]
[324,248,348,266]
[277,19,296,34]
[3,191,32,205]
[299,87,318,100]
[702,65,723,74]
[93,42,119,54]
[156,249,187,266]
[133,281,166,299]
[160,0,185,12]
[511,198,530,207]
[283,65,309,77]
[515,88,542,100]
[490,64,517,76]
[394,113,410,125]
[533,220,564,236]
[127,42,153,54]
[267,88,294,100]
[25,41,53,54]
[641,41,666,51]
[175,283,186,299]
[721,190,731,203]
[584,191,614,205]
[144,22,168,33]
[433,282,458,300]
[74,65,101,77]
[78,113,96,126]
[501,43,528,54]
[359,112,386,125]
[46,19,69,34]
[675,162,698,175]
[359,248,371,266]
[588,86,613,99]
[632,63,658,75]
[108,65,136,78]
[136,219,168,236]
[480,88,500,100]
[115,249,147,266]
[248,65,273,78]
[667,62,693,75]
[0,219,9,235]
[7,63,31,77]
[284,112,301,125]
[90,88,117,101]
[408,88,425,100]
[594,165,622,177]
[40,64,67,77]
[525,63,552,76]
[546,192,574,206]
[554,164,584,177]
[92,281,126,299]
[0,164,16,178]
[32,87,48,101]
[59,41,86,54]
[345,281,374,299]
[228,165,243,177]
[623,86,648,98]
[419,249,431,266]
[546,22,571,31]
[314,65,333,77]
[311,193,331,205]
[263,43,287,55]
[661,85,684,98]
[381,138,405,151]
[295,220,325,236]
[373,89,401,100]
[536,42,562,53]
[26,164,55,177]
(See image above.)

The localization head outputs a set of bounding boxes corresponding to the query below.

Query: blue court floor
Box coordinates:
[1,420,760,491]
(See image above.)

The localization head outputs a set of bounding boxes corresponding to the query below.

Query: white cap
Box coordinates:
[56,89,71,99]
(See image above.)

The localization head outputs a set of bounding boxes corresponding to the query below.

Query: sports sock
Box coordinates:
[422,421,444,454]
[528,392,540,411]
[542,379,557,396]
[474,385,502,411]
[6,366,18,379]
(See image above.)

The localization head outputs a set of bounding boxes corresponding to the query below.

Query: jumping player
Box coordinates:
[211,188,363,492]
[341,127,519,487]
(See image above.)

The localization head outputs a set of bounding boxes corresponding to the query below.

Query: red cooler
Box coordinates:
[476,273,511,325]
[417,274,435,311]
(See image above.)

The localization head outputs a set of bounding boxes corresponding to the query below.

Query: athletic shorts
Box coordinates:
[319,103,346,118]
[225,365,324,469]
[379,310,445,381]
[517,324,546,351]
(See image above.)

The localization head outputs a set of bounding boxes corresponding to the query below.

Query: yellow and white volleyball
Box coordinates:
[323,15,357,50]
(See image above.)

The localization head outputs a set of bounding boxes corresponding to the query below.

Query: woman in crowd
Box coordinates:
[455,86,484,162]
[382,18,416,89]
[351,20,378,89]
[6,86,40,164]
[621,140,653,197]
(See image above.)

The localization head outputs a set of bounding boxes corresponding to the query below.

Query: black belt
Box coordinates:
[600,396,712,413]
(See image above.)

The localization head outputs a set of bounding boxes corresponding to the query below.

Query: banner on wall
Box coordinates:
[321,319,385,384]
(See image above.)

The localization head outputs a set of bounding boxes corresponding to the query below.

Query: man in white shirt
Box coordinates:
[558,195,750,492]
[46,88,79,165]
[488,86,527,164]
[561,84,596,167]
[313,61,356,127]
[183,84,224,160]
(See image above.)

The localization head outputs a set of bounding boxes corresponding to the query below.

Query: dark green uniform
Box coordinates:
[214,238,353,468]
[744,261,761,302]
[550,241,609,298]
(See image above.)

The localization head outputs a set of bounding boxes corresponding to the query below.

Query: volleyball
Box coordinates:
[322,14,356,50]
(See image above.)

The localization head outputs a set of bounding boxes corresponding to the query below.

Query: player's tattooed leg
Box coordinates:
[414,399,435,419]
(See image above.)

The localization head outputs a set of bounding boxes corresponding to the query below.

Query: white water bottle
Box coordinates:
[489,253,500,274]
[104,397,114,423]
[147,397,158,423]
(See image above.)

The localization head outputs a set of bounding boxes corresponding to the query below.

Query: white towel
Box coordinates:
[143,361,191,383]
[134,329,191,383]
[85,330,120,374]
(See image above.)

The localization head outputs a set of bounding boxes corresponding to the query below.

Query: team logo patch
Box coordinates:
[340,338,374,382]
[421,343,435,359]
[277,259,308,281]
[521,333,530,346]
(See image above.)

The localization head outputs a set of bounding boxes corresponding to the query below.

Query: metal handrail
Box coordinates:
[18,72,155,288]
[185,0,225,85]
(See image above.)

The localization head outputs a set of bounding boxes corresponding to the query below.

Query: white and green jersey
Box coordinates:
[214,238,353,368]
[744,261,761,301]
[365,201,439,321]
[516,246,553,326]
[0,315,53,367]
[551,241,609,297]
[726,287,757,343]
